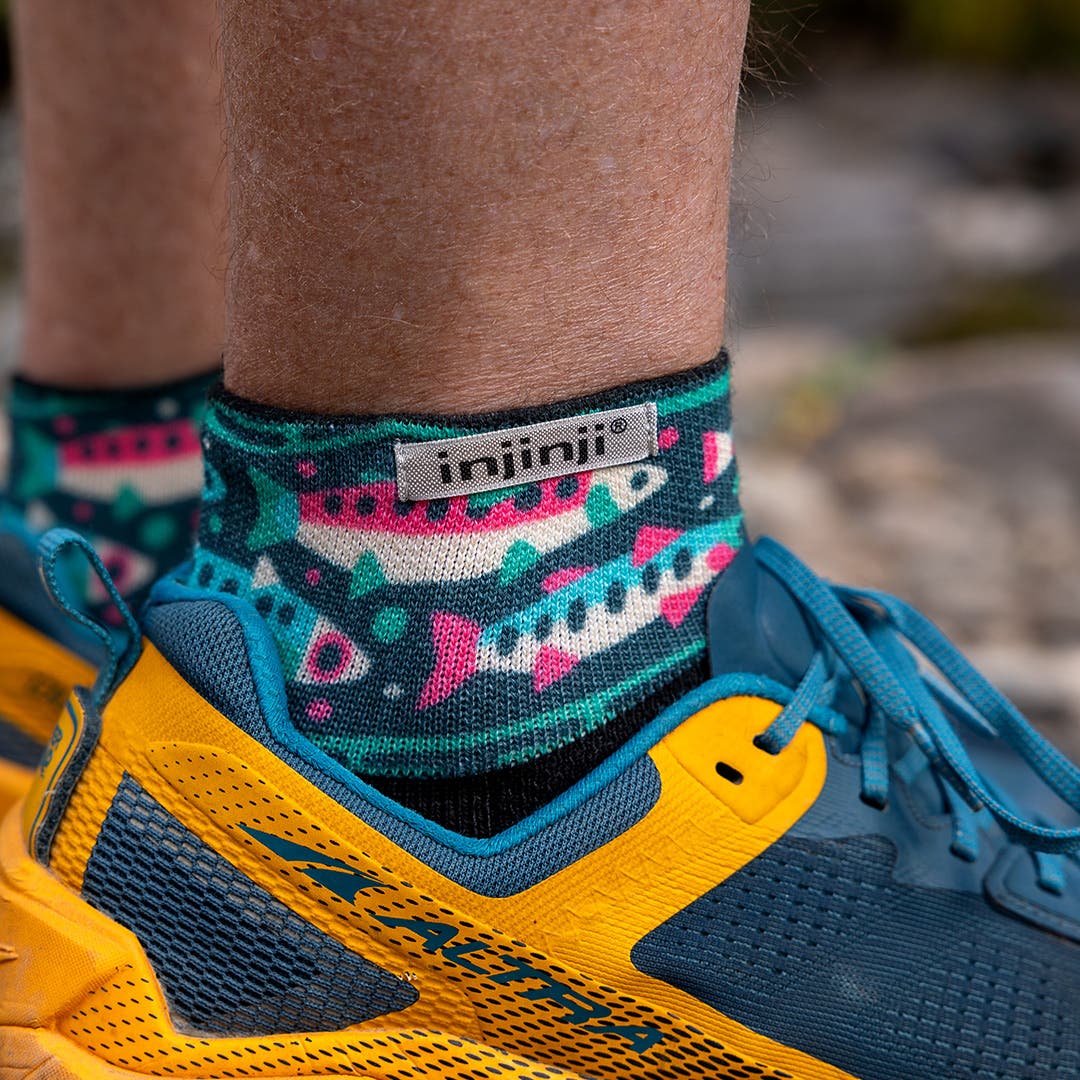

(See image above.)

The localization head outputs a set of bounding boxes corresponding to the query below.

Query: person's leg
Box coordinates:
[14,0,224,387]
[221,1,747,414]
[13,11,1080,1076]
[4,0,224,622]
[197,0,750,836]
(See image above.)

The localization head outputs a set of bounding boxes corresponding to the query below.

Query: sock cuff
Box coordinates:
[205,351,731,461]
[9,368,220,423]
[191,349,743,799]
[3,368,218,622]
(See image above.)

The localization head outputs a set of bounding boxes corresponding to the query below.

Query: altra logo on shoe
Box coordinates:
[394,402,659,501]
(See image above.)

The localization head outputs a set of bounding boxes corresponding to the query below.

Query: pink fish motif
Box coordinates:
[417,519,741,709]
[190,550,371,688]
[702,431,733,485]
[57,420,203,504]
[296,617,370,686]
[296,463,669,585]
[298,474,589,536]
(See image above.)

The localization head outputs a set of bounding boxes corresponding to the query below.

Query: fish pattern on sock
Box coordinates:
[3,372,217,623]
[188,356,743,790]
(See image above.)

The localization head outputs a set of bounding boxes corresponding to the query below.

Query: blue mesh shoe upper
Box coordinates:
[135,537,1080,1075]
[631,540,1080,1079]
[633,831,1080,1080]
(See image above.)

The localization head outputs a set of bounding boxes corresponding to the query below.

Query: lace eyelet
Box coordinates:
[752,735,779,756]
[714,761,744,786]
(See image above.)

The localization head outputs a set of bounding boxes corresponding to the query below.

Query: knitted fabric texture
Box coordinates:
[188,357,744,780]
[3,372,216,622]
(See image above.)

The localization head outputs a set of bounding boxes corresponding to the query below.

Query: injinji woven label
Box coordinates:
[394,402,659,501]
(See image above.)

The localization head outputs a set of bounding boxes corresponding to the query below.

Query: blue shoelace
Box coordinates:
[735,538,1080,888]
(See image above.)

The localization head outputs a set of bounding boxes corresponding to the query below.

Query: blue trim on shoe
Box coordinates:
[0,512,105,665]
[38,528,142,706]
[147,570,779,860]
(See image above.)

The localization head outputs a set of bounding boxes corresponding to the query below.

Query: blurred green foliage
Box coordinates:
[753,0,1080,72]
[905,0,1080,69]
[903,282,1080,347]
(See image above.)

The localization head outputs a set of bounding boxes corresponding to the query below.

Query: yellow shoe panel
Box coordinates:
[0,606,95,746]
[0,812,597,1080]
[0,758,32,817]
[0,608,95,819]
[47,740,126,892]
[3,643,851,1079]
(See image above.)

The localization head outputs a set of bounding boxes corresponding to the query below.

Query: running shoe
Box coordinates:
[2,529,1078,1079]
[0,519,97,812]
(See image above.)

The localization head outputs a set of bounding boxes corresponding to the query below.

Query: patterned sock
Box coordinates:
[2,371,217,622]
[188,355,744,836]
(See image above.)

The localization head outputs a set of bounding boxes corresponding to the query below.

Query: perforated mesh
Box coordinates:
[81,775,417,1037]
[633,835,1080,1080]
[62,970,607,1080]
[64,748,797,1080]
[48,747,120,890]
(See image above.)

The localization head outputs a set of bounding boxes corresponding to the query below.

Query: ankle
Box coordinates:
[189,356,742,834]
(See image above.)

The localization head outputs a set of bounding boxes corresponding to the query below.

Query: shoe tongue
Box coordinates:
[707,541,817,684]
[709,540,979,823]
[706,540,867,754]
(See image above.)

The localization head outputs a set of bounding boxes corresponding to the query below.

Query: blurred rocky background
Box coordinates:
[730,0,1080,754]
[0,2,1075,750]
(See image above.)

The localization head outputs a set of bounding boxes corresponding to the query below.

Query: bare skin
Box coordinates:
[13,0,225,388]
[220,0,750,415]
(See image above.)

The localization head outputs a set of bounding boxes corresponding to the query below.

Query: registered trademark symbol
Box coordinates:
[610,418,627,433]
